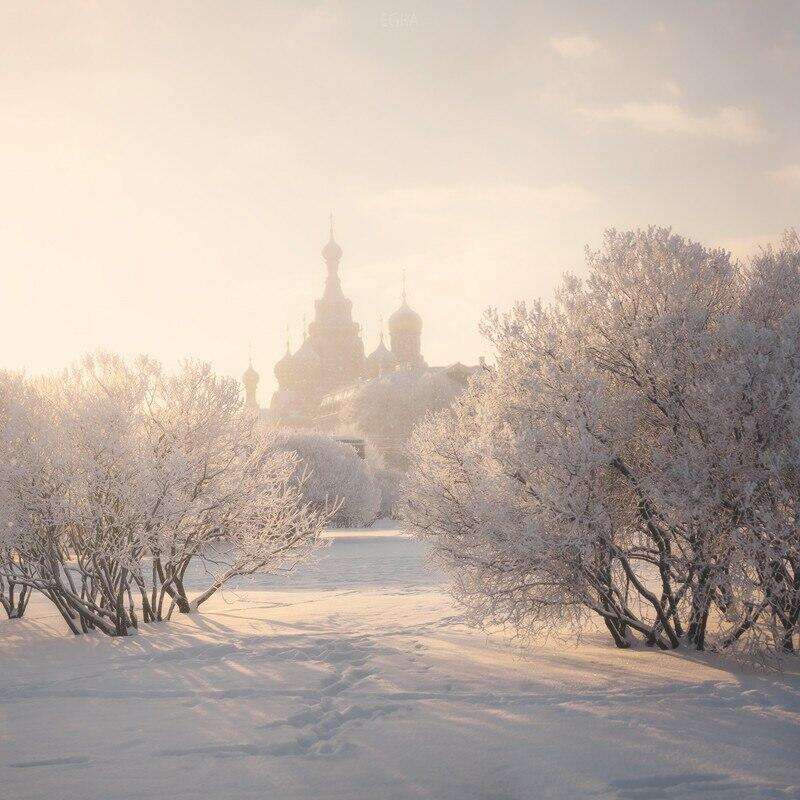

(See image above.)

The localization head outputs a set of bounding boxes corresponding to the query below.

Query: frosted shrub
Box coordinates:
[274,432,381,528]
[0,354,330,636]
[403,228,800,658]
[134,361,329,618]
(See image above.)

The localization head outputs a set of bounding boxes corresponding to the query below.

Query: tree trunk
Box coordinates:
[603,616,631,648]
[1,581,31,619]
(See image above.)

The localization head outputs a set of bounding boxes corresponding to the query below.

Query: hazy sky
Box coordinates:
[2,1,798,401]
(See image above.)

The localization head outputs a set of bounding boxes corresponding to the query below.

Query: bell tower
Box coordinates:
[305,216,365,391]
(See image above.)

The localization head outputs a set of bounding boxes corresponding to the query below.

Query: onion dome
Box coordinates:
[388,298,422,335]
[290,338,321,377]
[366,333,397,378]
[389,272,422,335]
[273,343,293,385]
[242,359,259,387]
[322,234,342,263]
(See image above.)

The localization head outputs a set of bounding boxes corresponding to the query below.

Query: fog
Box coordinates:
[1,1,798,396]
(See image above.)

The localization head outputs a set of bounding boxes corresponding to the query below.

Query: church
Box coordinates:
[242,222,477,432]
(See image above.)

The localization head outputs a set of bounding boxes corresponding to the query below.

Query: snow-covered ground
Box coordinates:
[2,528,799,800]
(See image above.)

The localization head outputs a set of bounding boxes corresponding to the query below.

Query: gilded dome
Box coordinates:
[388,299,422,334]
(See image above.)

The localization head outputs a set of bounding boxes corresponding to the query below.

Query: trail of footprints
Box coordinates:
[8,630,800,781]
[156,634,409,759]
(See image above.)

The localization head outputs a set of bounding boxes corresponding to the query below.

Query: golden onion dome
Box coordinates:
[388,298,422,334]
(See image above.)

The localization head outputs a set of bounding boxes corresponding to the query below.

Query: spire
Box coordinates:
[322,213,343,264]
[285,325,291,354]
[379,315,385,343]
[402,270,407,303]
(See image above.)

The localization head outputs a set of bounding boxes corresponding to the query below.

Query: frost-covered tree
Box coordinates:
[0,354,330,635]
[0,372,35,620]
[341,369,462,468]
[48,354,152,634]
[726,231,800,653]
[136,361,329,617]
[402,228,800,657]
[0,368,101,633]
[274,431,381,528]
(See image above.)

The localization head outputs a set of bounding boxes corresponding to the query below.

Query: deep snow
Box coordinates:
[2,529,799,800]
